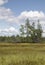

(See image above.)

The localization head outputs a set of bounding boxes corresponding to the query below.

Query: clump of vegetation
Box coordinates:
[0,19,44,43]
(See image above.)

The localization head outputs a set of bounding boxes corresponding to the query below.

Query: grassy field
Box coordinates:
[0,43,45,65]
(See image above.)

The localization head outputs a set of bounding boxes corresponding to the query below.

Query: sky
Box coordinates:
[0,0,45,36]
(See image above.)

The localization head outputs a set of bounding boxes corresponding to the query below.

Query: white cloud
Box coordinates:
[18,11,45,22]
[6,27,18,33]
[0,8,45,36]
[0,7,19,24]
[0,0,8,5]
[0,27,18,36]
[17,11,45,30]
[0,7,13,19]
[0,0,45,36]
[0,29,1,32]
[0,7,45,24]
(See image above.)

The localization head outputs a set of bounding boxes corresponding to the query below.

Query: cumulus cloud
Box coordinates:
[0,7,45,24]
[1,27,18,33]
[0,7,19,24]
[19,11,45,18]
[4,27,17,32]
[0,0,8,5]
[0,8,45,36]
[0,7,13,20]
[0,0,45,36]
[0,27,18,36]
[17,11,45,29]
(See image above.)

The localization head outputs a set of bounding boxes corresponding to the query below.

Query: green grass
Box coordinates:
[0,43,45,65]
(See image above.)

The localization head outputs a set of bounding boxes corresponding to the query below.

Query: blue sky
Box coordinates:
[4,0,45,14]
[0,0,45,36]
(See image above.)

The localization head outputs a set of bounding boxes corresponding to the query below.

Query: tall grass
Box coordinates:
[0,43,45,65]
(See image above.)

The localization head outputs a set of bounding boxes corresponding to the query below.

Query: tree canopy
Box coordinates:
[0,19,44,43]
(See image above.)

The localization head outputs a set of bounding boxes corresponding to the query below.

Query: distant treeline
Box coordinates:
[0,19,45,43]
[0,36,45,43]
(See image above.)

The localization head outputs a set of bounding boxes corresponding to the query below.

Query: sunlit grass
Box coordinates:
[0,43,45,65]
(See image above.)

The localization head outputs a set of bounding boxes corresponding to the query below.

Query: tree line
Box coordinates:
[0,19,45,43]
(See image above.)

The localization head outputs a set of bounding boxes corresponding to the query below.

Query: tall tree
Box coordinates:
[19,19,43,43]
[20,25,25,37]
[25,19,32,42]
[25,19,31,37]
[36,20,43,42]
[20,25,25,42]
[31,22,36,43]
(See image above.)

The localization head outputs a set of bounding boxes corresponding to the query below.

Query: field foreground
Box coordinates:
[0,43,45,65]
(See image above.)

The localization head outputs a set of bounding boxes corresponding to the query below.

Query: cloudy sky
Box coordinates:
[0,0,45,36]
